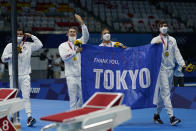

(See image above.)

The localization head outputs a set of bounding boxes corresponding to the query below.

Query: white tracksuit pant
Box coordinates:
[156,68,174,117]
[10,75,31,117]
[66,76,83,110]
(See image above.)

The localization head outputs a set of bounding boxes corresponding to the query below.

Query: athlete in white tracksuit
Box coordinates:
[99,28,126,48]
[1,30,42,126]
[151,21,186,125]
[58,14,89,110]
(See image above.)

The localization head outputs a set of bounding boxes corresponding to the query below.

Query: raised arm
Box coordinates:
[25,33,43,52]
[1,43,12,63]
[151,37,161,44]
[75,14,89,44]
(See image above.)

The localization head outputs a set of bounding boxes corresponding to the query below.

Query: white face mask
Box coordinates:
[103,33,111,41]
[69,36,76,42]
[17,36,23,43]
[160,27,168,35]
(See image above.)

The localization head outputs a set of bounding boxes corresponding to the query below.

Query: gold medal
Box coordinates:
[17,45,22,53]
[72,56,77,61]
[165,51,169,57]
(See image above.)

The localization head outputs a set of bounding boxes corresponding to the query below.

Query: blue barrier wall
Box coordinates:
[171,86,196,109]
[0,32,195,47]
[33,33,153,48]
[88,33,153,47]
[1,32,196,62]
[0,79,69,101]
[0,33,153,48]
[1,79,196,109]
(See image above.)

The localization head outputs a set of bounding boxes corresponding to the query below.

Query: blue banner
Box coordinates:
[81,44,162,109]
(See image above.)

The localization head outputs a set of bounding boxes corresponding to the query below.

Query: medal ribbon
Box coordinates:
[21,36,27,46]
[160,35,169,51]
[68,41,77,61]
[68,41,73,50]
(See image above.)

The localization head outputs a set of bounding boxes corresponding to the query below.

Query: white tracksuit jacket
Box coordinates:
[151,35,185,116]
[99,41,116,47]
[58,24,89,110]
[1,35,43,115]
[99,41,124,47]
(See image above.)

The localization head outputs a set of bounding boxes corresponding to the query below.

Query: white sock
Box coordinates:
[27,112,31,118]
[169,114,173,118]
